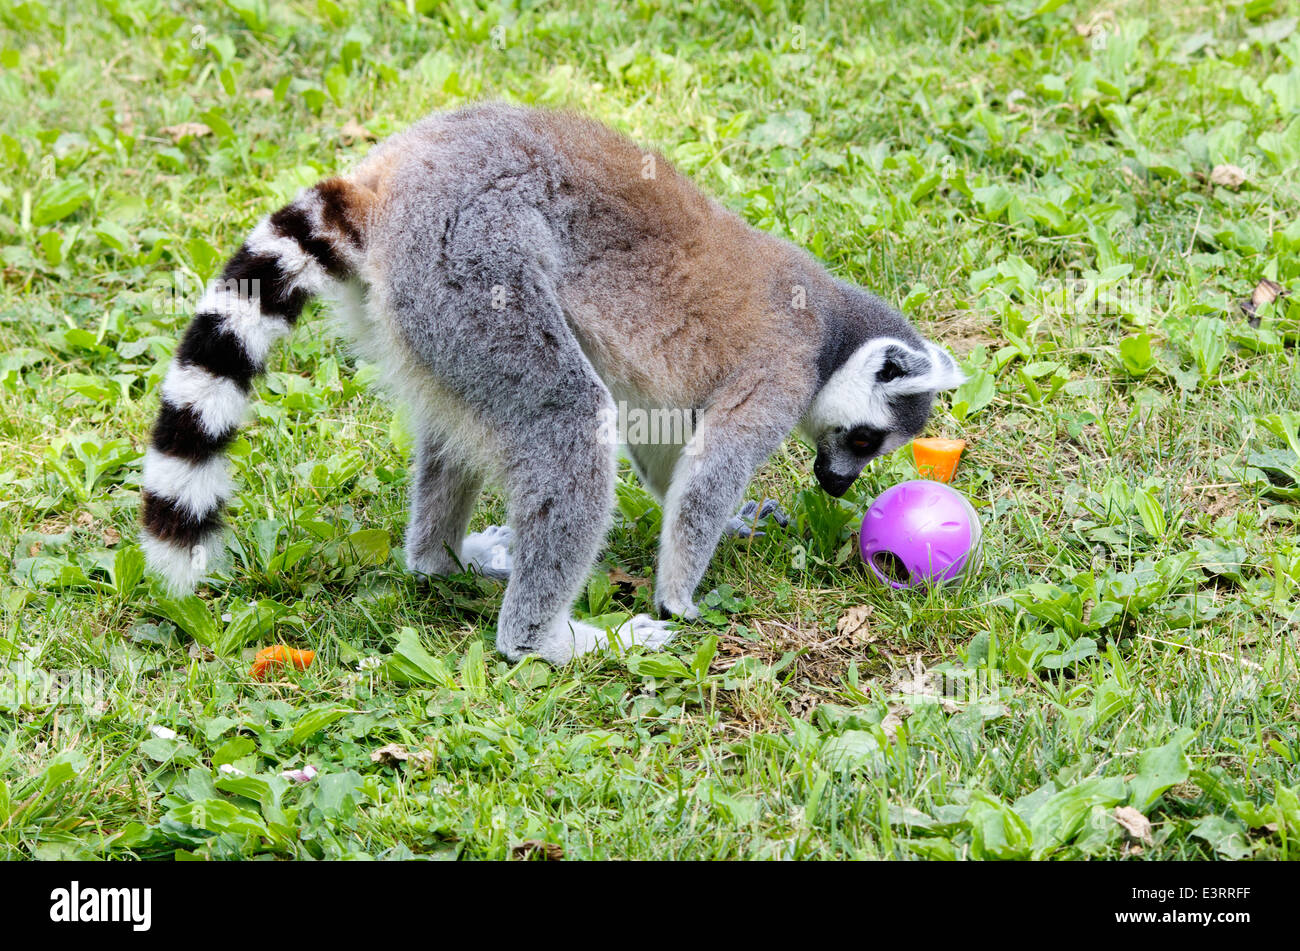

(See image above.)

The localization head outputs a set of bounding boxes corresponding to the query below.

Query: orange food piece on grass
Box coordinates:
[250,645,316,681]
[911,437,967,483]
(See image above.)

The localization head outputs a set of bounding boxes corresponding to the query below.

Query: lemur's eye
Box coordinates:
[877,359,906,383]
[846,427,885,455]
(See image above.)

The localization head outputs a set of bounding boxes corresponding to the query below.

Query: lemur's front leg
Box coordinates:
[654,378,804,619]
[404,425,517,580]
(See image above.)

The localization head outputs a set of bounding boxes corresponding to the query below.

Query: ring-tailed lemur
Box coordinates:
[141,102,964,663]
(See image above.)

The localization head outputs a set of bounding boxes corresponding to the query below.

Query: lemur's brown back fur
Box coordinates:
[345,108,830,410]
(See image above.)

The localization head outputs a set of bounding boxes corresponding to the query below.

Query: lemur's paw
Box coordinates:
[574,614,678,655]
[525,614,676,664]
[471,524,514,546]
[656,597,700,621]
[405,549,454,578]
[723,498,790,538]
[461,526,513,579]
[616,613,677,651]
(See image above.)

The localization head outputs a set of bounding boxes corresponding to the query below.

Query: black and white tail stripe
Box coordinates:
[141,179,369,592]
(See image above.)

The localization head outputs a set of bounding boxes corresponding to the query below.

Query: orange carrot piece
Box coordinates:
[250,645,316,681]
[912,437,967,483]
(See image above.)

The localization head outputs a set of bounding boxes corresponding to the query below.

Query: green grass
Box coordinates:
[2,0,1299,860]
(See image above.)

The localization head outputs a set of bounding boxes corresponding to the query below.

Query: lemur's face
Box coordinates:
[804,338,965,498]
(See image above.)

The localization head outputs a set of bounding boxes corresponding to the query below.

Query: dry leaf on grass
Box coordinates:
[608,567,650,589]
[893,657,938,700]
[1203,489,1240,520]
[789,692,818,718]
[881,710,905,742]
[835,604,876,644]
[341,119,376,144]
[1209,163,1247,189]
[159,122,212,142]
[1074,10,1116,39]
[1113,805,1153,843]
[370,743,432,767]
[1238,278,1288,326]
[511,840,564,861]
[102,526,121,546]
[890,656,1006,717]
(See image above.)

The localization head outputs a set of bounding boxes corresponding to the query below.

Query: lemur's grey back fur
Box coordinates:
[141,101,963,663]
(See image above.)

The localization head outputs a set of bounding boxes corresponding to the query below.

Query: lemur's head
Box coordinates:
[802,291,965,497]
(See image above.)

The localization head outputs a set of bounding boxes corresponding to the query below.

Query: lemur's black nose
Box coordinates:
[814,456,857,497]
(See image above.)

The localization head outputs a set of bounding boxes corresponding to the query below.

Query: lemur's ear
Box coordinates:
[809,337,967,433]
[922,341,966,391]
[879,340,966,393]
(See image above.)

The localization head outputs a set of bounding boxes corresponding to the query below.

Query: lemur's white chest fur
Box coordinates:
[608,389,690,501]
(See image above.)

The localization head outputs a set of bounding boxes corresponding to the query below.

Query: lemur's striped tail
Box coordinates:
[141,178,372,592]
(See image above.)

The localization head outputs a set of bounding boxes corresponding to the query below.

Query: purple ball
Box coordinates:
[859,480,982,589]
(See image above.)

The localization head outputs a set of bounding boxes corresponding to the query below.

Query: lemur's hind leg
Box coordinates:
[655,374,805,619]
[404,427,509,577]
[388,258,673,660]
[493,395,673,663]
